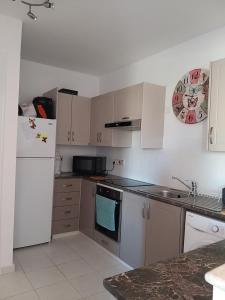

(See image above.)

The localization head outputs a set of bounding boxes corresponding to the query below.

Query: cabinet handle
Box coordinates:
[99,132,102,143]
[209,126,214,145]
[122,117,129,120]
[147,203,151,220]
[142,203,146,219]
[64,224,72,228]
[97,133,99,143]
[101,239,108,246]
[72,131,75,143]
[63,184,73,188]
[67,131,71,142]
[64,197,72,201]
[64,210,71,214]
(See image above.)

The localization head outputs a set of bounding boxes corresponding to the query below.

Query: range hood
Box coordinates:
[105,119,141,131]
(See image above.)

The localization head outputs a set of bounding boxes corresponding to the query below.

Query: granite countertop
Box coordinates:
[104,240,225,300]
[55,173,225,221]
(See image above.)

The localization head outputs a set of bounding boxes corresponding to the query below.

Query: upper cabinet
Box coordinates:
[140,83,166,149]
[43,89,91,146]
[90,93,132,147]
[71,96,90,146]
[114,84,143,121]
[90,82,165,149]
[44,82,165,149]
[208,58,225,151]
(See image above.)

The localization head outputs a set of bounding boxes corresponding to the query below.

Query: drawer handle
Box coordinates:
[63,197,72,201]
[63,184,73,188]
[64,224,72,228]
[64,210,71,214]
[122,117,129,120]
[101,239,108,246]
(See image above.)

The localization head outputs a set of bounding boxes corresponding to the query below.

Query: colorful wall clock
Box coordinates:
[172,68,209,124]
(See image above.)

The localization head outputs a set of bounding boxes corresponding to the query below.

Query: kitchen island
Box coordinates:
[104,240,225,300]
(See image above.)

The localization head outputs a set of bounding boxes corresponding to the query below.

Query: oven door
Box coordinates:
[95,187,122,242]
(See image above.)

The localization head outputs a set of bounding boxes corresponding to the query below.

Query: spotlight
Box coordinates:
[27,6,37,20]
[43,1,54,9]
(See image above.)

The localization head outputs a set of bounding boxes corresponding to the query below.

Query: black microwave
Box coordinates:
[72,156,107,176]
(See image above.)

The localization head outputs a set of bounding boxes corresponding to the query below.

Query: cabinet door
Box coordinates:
[90,94,114,147]
[114,84,143,121]
[90,96,101,146]
[209,58,225,151]
[56,93,72,145]
[79,180,96,239]
[120,192,147,268]
[71,96,91,146]
[145,199,183,265]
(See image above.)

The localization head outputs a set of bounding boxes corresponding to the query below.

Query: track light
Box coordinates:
[12,0,55,21]
[43,1,54,9]
[27,5,37,21]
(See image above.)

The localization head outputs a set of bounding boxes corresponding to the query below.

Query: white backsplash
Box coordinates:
[56,145,97,173]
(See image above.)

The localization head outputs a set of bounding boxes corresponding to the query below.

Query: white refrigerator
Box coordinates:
[14,116,56,248]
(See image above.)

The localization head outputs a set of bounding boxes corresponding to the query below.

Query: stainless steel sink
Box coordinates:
[133,185,222,212]
[135,185,189,199]
[155,189,188,199]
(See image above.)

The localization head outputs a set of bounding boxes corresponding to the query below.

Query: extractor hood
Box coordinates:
[105,119,141,131]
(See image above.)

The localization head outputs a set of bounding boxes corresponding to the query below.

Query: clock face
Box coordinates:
[172,69,209,124]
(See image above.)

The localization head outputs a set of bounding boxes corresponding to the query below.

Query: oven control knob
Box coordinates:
[212,225,219,233]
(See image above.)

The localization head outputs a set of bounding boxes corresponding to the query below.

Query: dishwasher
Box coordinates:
[184,211,225,253]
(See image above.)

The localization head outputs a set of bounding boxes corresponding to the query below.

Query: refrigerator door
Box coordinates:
[14,158,55,248]
[17,117,56,158]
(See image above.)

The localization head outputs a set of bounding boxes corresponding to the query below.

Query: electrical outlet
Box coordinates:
[113,159,125,166]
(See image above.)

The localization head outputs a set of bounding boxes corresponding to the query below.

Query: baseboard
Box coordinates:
[52,231,79,240]
[0,263,15,274]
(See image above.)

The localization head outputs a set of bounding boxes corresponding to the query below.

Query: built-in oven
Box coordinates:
[95,184,122,242]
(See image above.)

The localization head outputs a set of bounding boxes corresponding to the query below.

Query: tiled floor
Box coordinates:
[0,233,132,300]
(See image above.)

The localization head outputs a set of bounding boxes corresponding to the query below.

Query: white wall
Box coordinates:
[19,60,99,171]
[98,26,225,196]
[0,15,22,273]
[20,59,99,103]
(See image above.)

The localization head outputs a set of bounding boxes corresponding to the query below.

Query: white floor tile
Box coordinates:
[58,259,94,279]
[82,290,116,300]
[44,246,81,265]
[99,264,132,280]
[25,266,65,289]
[4,291,39,300]
[70,272,104,297]
[16,253,54,273]
[0,272,33,299]
[36,281,81,300]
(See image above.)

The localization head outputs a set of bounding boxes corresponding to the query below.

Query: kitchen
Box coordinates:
[1,1,225,300]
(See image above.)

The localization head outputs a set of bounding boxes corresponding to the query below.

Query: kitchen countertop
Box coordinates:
[55,173,225,221]
[104,240,225,300]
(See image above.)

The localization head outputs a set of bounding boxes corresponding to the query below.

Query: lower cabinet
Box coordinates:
[79,179,96,239]
[120,192,184,268]
[94,230,120,256]
[52,178,81,235]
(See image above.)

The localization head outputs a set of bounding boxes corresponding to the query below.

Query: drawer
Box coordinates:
[52,219,79,234]
[54,192,80,207]
[53,205,79,221]
[54,178,81,193]
[94,230,120,256]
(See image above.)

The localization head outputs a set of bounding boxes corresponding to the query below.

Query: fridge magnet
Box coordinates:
[172,68,209,124]
[36,133,48,143]
[29,118,37,129]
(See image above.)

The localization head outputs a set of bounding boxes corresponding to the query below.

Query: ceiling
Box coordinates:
[1,0,225,75]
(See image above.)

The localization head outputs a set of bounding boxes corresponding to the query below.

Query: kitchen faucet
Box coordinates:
[172,176,198,197]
